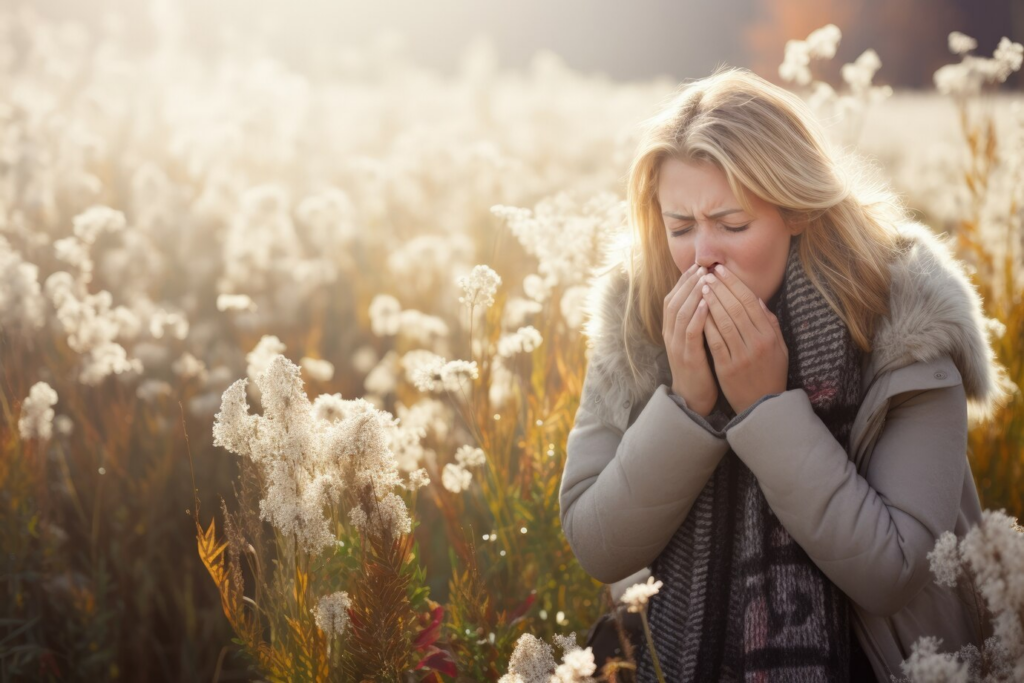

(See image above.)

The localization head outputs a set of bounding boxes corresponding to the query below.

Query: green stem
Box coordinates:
[640,609,666,683]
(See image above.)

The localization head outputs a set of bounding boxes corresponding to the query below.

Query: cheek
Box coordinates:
[668,241,693,272]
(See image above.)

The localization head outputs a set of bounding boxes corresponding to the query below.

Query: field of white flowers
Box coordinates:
[1,5,1023,682]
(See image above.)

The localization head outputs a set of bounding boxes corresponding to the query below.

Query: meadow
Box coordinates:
[1,9,1022,682]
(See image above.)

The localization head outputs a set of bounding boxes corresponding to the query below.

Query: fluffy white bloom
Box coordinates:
[841,49,882,91]
[407,468,430,489]
[779,39,812,85]
[441,463,472,493]
[503,296,544,329]
[18,381,58,441]
[301,357,334,382]
[934,37,1024,97]
[898,636,969,683]
[245,335,286,383]
[172,352,208,383]
[522,274,550,303]
[491,193,627,290]
[397,309,449,343]
[805,24,841,60]
[455,445,486,468]
[994,37,1024,76]
[365,350,400,396]
[71,205,126,244]
[312,591,351,638]
[405,351,478,394]
[352,345,379,374]
[927,530,962,588]
[948,31,977,56]
[620,576,663,613]
[0,237,46,335]
[550,647,597,683]
[457,264,502,309]
[369,294,402,336]
[502,633,557,683]
[148,308,189,340]
[216,293,257,312]
[498,325,543,357]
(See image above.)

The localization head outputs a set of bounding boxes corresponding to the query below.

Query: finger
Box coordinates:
[663,264,697,326]
[665,265,703,337]
[701,281,743,356]
[759,298,785,349]
[687,297,712,355]
[703,270,759,346]
[675,270,709,336]
[712,266,770,337]
[702,301,730,361]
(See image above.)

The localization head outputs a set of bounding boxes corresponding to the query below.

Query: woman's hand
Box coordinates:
[663,264,718,417]
[700,265,789,415]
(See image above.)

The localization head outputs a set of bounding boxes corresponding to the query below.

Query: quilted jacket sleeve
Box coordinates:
[723,356,969,617]
[559,371,731,584]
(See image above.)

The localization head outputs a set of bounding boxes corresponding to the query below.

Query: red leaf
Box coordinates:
[414,647,458,677]
[507,592,536,623]
[412,606,444,650]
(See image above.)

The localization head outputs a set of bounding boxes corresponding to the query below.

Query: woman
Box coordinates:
[559,67,1013,682]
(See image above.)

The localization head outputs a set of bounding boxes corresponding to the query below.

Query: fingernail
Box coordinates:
[718,265,729,276]
[697,266,706,275]
[705,274,716,284]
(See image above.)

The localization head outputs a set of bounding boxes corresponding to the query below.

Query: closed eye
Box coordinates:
[670,223,750,238]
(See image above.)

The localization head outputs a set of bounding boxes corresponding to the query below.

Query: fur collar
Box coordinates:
[581,221,1014,425]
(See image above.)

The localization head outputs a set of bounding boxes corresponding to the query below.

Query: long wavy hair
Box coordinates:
[619,65,911,383]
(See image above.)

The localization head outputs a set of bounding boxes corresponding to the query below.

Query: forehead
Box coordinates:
[657,158,736,210]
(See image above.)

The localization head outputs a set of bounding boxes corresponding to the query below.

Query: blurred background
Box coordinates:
[21,0,1024,87]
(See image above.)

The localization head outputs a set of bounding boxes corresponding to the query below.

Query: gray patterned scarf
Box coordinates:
[634,235,868,682]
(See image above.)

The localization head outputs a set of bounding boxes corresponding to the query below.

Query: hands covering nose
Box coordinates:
[664,264,789,417]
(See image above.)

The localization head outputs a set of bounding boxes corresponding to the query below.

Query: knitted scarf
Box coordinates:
[633,235,867,682]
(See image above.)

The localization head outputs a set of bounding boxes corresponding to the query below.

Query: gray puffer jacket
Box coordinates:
[559,221,1016,682]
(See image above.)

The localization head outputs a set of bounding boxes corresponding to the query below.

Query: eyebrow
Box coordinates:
[662,208,743,221]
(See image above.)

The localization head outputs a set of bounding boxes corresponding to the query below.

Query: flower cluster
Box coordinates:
[212,353,416,553]
[457,264,502,309]
[311,591,352,639]
[18,381,58,441]
[498,632,596,683]
[441,445,487,494]
[934,33,1024,98]
[620,576,663,613]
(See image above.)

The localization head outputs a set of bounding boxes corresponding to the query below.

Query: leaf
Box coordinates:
[412,606,444,650]
[413,646,458,677]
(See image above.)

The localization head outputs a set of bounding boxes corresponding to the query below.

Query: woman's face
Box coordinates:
[656,157,801,305]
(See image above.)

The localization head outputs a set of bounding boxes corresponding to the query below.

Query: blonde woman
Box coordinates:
[559,67,1014,682]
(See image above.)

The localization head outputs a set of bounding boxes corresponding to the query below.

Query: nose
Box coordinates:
[693,230,724,271]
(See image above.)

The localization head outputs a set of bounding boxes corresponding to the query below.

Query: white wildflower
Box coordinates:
[18,381,58,441]
[172,352,208,383]
[551,647,597,683]
[948,32,977,56]
[0,236,46,334]
[522,274,550,302]
[312,591,351,638]
[457,264,502,309]
[71,205,126,244]
[442,463,472,493]
[503,296,544,329]
[503,633,557,683]
[779,39,812,85]
[407,468,430,489]
[497,326,543,358]
[301,357,334,382]
[369,294,402,336]
[806,24,841,60]
[455,445,486,469]
[620,576,663,613]
[397,309,450,343]
[365,350,400,396]
[246,335,286,383]
[898,636,969,683]
[216,293,257,312]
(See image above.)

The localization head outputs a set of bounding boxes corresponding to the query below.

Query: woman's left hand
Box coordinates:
[700,265,789,415]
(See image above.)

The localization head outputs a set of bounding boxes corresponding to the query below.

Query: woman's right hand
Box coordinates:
[663,264,718,417]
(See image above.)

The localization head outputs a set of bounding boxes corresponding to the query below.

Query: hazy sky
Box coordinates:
[26,0,1024,88]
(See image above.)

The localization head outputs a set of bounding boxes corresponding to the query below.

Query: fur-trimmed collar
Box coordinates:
[581,221,1014,425]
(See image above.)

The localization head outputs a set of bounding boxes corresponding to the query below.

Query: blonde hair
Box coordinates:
[621,66,910,383]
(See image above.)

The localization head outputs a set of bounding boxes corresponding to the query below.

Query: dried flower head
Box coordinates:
[620,576,663,613]
[312,591,352,638]
[457,264,502,309]
[18,381,58,441]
